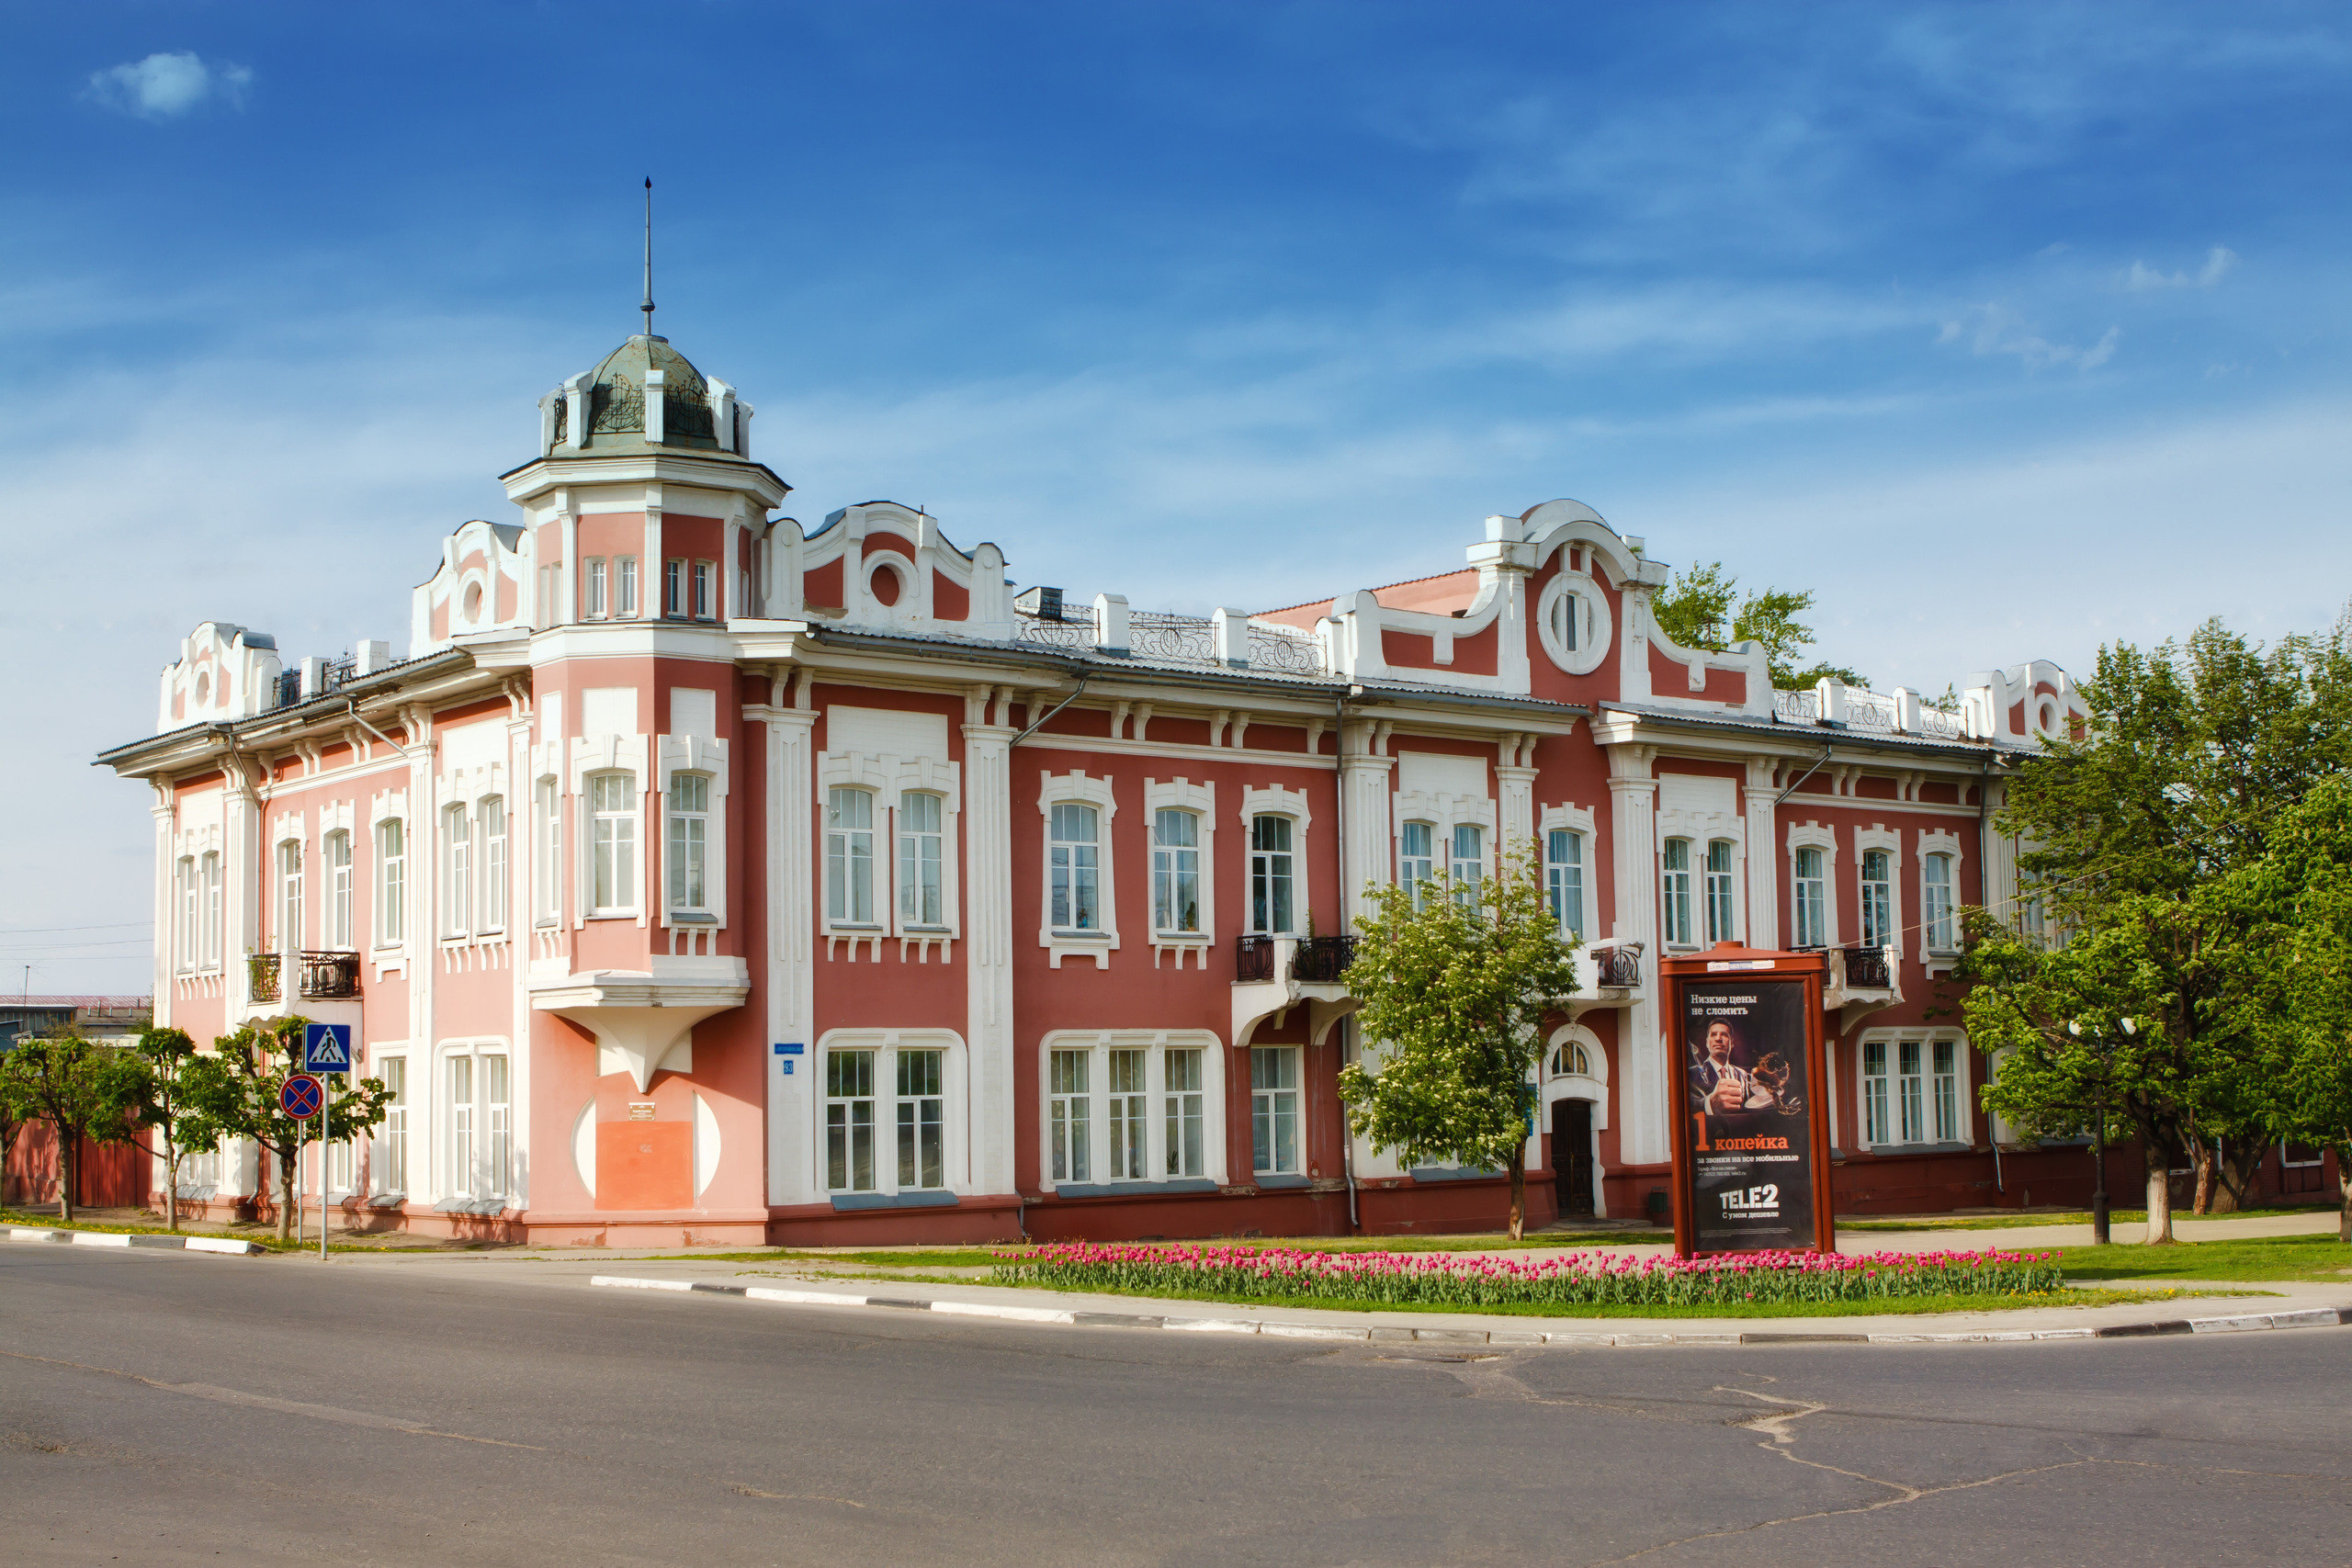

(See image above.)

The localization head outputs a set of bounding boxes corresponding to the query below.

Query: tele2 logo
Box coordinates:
[1719,1184,1781,1216]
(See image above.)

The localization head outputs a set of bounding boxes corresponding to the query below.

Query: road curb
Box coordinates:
[585,1274,2352,1347]
[6,1224,264,1256]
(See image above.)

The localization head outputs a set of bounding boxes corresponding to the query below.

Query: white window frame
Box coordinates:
[1704,838,1737,945]
[825,785,879,929]
[1660,837,1694,948]
[1855,826,1904,959]
[1144,777,1216,966]
[276,834,305,953]
[373,1053,408,1196]
[1392,781,1496,909]
[324,829,354,950]
[441,802,472,939]
[437,1042,514,1203]
[536,776,561,926]
[693,558,715,620]
[1398,819,1437,908]
[821,742,957,956]
[1038,770,1119,968]
[1857,1030,1971,1151]
[374,817,406,949]
[664,557,686,618]
[176,855,198,971]
[1240,784,1314,931]
[1035,1030,1227,1192]
[1917,829,1964,968]
[1449,821,1485,907]
[1534,566,1612,676]
[200,850,221,968]
[1787,824,1839,949]
[660,721,733,935]
[616,555,639,618]
[585,770,640,917]
[1250,1043,1305,1178]
[479,796,506,934]
[585,557,608,618]
[668,771,712,916]
[1249,813,1300,935]
[812,1029,968,1199]
[1657,784,1744,946]
[898,789,946,930]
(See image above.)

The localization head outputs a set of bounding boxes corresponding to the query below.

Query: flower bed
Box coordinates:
[988,1244,2064,1308]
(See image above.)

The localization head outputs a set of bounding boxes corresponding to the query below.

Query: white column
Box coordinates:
[1338,725,1393,930]
[1743,758,1779,949]
[151,791,175,1028]
[963,686,1017,1196]
[756,679,819,1207]
[506,704,535,1211]
[226,768,260,1007]
[644,495,664,616]
[1606,743,1666,1166]
[1496,735,1537,863]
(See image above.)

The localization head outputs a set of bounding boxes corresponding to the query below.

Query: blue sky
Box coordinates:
[6,3,2349,990]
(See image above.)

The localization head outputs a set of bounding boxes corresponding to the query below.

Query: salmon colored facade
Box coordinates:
[99,325,2196,1246]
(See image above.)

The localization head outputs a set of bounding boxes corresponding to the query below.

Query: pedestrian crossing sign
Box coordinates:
[303,1022,352,1075]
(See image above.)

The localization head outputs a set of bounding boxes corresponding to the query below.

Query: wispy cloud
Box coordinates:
[84,51,252,121]
[1938,304,2119,371]
[2123,245,2239,290]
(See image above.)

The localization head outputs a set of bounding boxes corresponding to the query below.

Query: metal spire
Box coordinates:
[640,177,655,337]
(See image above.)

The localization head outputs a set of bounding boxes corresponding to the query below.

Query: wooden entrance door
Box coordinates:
[1553,1099,1595,1217]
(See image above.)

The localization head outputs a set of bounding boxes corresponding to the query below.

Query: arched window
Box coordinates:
[1792,846,1828,947]
[1250,815,1295,934]
[480,797,506,933]
[826,786,876,926]
[1923,852,1956,951]
[899,791,945,928]
[1860,849,1893,948]
[1399,821,1436,908]
[1048,802,1100,931]
[1550,1039,1592,1077]
[376,820,405,944]
[1152,807,1201,934]
[324,830,354,950]
[1450,823,1484,905]
[1545,829,1584,941]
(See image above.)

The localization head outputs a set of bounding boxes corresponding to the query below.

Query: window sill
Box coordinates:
[1854,1142,1973,1157]
[829,1190,957,1211]
[668,912,718,925]
[431,1197,511,1215]
[583,911,640,921]
[1251,1172,1310,1189]
[1410,1166,1506,1183]
[1046,1179,1219,1199]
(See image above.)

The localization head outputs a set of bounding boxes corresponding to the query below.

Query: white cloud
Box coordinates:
[1939,303,2119,371]
[84,51,252,121]
[2123,245,2238,290]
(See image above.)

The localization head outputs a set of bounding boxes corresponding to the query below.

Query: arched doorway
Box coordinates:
[1543,1025,1608,1218]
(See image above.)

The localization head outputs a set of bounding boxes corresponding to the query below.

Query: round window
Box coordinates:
[869,561,903,608]
[1536,570,1611,675]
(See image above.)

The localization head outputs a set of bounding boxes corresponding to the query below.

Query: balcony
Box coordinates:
[1821,942,1901,1029]
[1232,934,1360,1050]
[248,951,362,1004]
[1567,942,1642,1017]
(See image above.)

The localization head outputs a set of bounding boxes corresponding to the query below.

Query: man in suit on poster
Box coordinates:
[1689,1018,1774,1115]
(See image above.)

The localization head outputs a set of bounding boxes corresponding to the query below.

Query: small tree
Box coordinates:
[0,1035,151,1224]
[1649,561,1866,690]
[1338,844,1578,1240]
[130,1028,205,1232]
[183,1016,393,1243]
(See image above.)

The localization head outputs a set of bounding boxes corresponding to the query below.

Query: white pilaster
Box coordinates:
[151,789,175,1028]
[754,676,818,1207]
[1496,734,1538,862]
[963,685,1017,1195]
[1606,743,1666,1166]
[1338,722,1394,930]
[1743,758,1779,949]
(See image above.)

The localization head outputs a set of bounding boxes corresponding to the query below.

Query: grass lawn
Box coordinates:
[631,1234,1652,1269]
[2057,1232,2352,1284]
[0,1206,492,1255]
[1840,1206,2337,1233]
[767,1270,2248,1320]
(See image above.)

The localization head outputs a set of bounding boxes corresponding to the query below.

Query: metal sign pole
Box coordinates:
[319,1106,328,1262]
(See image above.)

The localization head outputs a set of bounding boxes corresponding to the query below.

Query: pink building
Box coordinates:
[100,326,2127,1246]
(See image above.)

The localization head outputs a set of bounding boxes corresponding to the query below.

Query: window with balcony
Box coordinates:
[899,791,944,928]
[1049,802,1100,933]
[1250,815,1295,934]
[1399,821,1435,908]
[1793,846,1827,947]
[585,558,608,618]
[1251,1045,1302,1176]
[588,772,638,915]
[668,773,709,916]
[324,829,354,949]
[826,786,876,926]
[1924,852,1956,951]
[1152,808,1201,934]
[1705,840,1736,945]
[616,555,639,617]
[1860,849,1894,949]
[376,820,405,945]
[1546,829,1585,942]
[442,803,471,937]
[1661,838,1694,947]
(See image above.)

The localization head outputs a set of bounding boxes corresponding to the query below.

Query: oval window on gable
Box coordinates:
[1538,570,1611,676]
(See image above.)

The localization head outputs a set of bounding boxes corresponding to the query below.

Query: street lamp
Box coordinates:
[2070,1017,2134,1245]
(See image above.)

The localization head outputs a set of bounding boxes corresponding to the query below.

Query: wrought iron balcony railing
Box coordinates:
[1591,942,1643,988]
[1290,934,1356,983]
[249,951,363,1004]
[1236,935,1277,983]
[1840,944,1894,991]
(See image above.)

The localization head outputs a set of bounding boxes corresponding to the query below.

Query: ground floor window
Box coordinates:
[1251,1044,1302,1176]
[1041,1034,1221,1187]
[825,1036,961,1195]
[376,1056,408,1194]
[442,1048,511,1200]
[1861,1036,1963,1146]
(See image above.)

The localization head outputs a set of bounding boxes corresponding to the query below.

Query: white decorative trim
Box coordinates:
[1854,824,1905,960]
[1916,828,1965,971]
[817,748,960,959]
[811,1028,970,1197]
[1850,1028,1974,1152]
[658,730,733,947]
[1038,769,1119,968]
[1538,801,1598,942]
[1144,777,1216,967]
[1535,568,1612,676]
[1786,820,1840,947]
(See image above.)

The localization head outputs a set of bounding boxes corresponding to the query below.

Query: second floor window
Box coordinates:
[693,559,714,619]
[589,773,638,914]
[277,840,303,950]
[1399,821,1435,908]
[1705,840,1736,944]
[664,558,686,617]
[481,797,506,932]
[1793,846,1827,947]
[1924,852,1956,950]
[826,786,876,925]
[177,857,198,969]
[1661,838,1693,947]
[586,557,608,618]
[201,852,220,964]
[1450,823,1483,905]
[376,820,405,944]
[536,779,560,924]
[899,791,944,927]
[324,829,353,949]
[669,773,708,913]
[1049,802,1100,932]
[616,555,639,617]
[1545,829,1583,942]
[1250,815,1295,934]
[442,804,471,936]
[1860,849,1893,949]
[1152,808,1200,933]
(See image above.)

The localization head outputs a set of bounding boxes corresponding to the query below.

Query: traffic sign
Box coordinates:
[303,1022,352,1075]
[280,1074,324,1121]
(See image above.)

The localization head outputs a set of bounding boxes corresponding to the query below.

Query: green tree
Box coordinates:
[1996,616,2352,1209]
[130,1028,206,1232]
[1649,561,1866,690]
[183,1017,393,1243]
[0,1035,152,1224]
[1338,845,1579,1239]
[2232,773,2352,1241]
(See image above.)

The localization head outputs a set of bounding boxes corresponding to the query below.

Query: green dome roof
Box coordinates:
[548,333,736,457]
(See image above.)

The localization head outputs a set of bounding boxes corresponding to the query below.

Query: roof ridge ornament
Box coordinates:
[640,176,655,339]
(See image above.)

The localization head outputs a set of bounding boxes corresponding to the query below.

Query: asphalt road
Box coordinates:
[5,1247,2348,1566]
